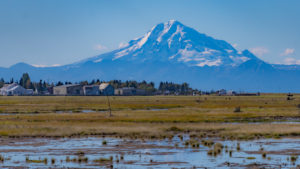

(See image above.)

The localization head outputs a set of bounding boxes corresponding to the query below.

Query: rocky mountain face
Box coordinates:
[83,20,258,67]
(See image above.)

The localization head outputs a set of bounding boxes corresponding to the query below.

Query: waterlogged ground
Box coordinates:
[0,136,299,168]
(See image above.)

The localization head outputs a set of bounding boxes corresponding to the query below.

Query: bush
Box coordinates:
[0,154,4,162]
[234,107,241,113]
[166,126,183,132]
[291,155,298,162]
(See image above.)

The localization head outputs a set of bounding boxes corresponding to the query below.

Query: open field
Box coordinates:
[0,95,300,139]
[1,95,300,168]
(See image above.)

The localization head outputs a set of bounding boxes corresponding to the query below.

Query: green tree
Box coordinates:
[0,78,4,88]
[19,73,33,89]
[56,81,63,86]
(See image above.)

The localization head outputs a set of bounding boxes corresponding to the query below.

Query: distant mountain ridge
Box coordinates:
[80,20,259,67]
[1,20,300,92]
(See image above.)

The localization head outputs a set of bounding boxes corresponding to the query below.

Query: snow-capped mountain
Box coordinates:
[1,20,300,92]
[84,20,255,67]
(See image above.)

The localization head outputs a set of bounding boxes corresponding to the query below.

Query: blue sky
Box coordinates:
[0,0,299,67]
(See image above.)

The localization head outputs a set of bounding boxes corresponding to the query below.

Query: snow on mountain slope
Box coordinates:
[86,20,254,67]
[2,20,300,92]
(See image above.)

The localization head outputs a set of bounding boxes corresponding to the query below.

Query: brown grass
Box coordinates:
[0,95,300,139]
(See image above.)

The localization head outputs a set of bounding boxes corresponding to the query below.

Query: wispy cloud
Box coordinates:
[280,48,295,56]
[94,44,107,51]
[32,64,61,68]
[282,57,300,65]
[249,47,269,57]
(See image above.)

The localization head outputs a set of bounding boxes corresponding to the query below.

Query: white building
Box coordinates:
[99,83,114,96]
[0,83,34,96]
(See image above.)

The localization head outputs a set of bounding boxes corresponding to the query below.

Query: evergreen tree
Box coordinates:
[0,78,4,88]
[19,73,33,89]
[56,81,63,86]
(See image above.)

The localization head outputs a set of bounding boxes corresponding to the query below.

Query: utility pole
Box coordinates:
[106,94,112,117]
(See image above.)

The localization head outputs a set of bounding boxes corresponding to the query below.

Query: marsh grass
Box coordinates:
[93,157,112,163]
[290,155,298,162]
[236,143,241,151]
[66,156,71,162]
[184,139,200,148]
[51,158,55,164]
[0,95,300,140]
[246,157,256,160]
[75,151,85,156]
[25,157,47,164]
[207,142,223,156]
[0,154,4,162]
[234,107,241,113]
[202,140,214,147]
[66,156,88,163]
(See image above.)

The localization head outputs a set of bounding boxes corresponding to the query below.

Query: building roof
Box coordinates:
[0,83,28,95]
[99,83,111,90]
[83,85,99,88]
[0,83,21,91]
[54,84,81,88]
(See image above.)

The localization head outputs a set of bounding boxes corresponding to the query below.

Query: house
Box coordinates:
[99,83,114,96]
[135,88,146,95]
[217,89,227,96]
[0,83,34,96]
[83,85,100,96]
[115,87,133,96]
[226,90,236,96]
[216,89,236,96]
[114,87,146,96]
[53,84,83,96]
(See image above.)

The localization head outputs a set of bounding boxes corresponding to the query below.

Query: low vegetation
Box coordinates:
[25,157,48,164]
[0,95,299,140]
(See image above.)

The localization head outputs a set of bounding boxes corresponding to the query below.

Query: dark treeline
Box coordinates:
[0,73,199,95]
[158,82,191,95]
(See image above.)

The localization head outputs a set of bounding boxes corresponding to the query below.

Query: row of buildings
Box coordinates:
[0,83,260,96]
[0,83,34,96]
[0,83,147,96]
[54,84,147,96]
[53,83,116,96]
[216,89,260,96]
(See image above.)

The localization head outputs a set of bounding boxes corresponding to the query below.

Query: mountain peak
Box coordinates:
[10,62,32,68]
[167,19,178,24]
[153,20,185,43]
[89,20,263,67]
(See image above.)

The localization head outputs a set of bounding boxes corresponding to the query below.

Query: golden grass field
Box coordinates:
[0,94,300,139]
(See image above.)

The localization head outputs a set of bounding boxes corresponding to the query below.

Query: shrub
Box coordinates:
[236,143,241,151]
[166,126,183,132]
[247,157,256,160]
[291,155,298,162]
[0,154,4,162]
[234,107,241,113]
